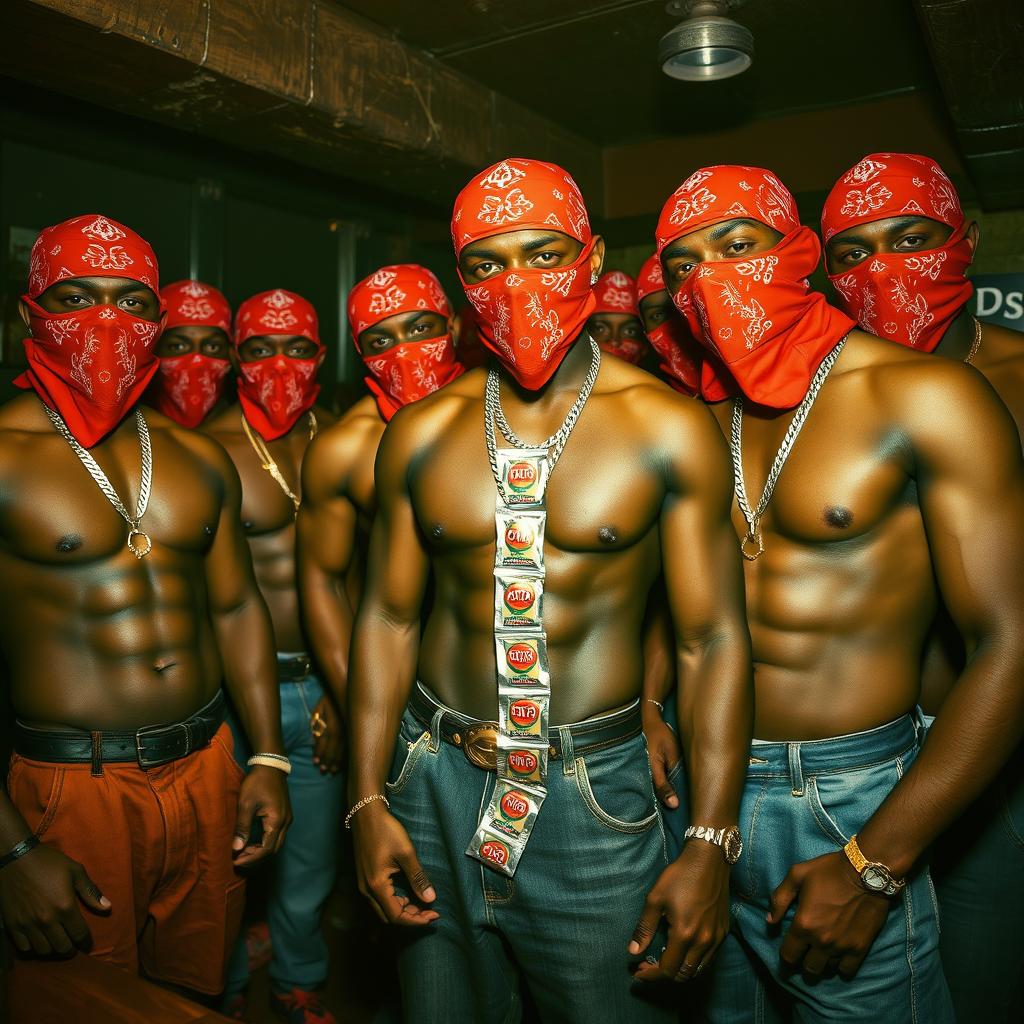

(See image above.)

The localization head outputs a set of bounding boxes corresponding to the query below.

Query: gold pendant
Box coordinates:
[128,529,152,558]
[741,531,764,561]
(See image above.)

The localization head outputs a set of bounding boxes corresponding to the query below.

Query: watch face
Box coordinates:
[861,865,889,892]
[722,826,743,865]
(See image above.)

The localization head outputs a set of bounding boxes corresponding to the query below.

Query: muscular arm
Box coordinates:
[661,402,753,834]
[297,430,360,711]
[632,398,753,980]
[859,366,1024,874]
[347,415,430,801]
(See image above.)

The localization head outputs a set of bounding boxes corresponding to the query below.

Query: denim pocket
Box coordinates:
[806,758,902,848]
[574,752,659,835]
[386,728,431,796]
[7,757,65,839]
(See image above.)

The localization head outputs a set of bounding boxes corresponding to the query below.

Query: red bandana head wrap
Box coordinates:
[348,264,465,422]
[16,214,163,447]
[656,165,854,409]
[451,157,597,390]
[636,253,702,396]
[591,270,646,364]
[148,279,232,428]
[234,289,323,440]
[822,153,972,352]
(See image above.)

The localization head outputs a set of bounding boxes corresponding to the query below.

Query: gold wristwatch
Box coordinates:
[843,834,905,897]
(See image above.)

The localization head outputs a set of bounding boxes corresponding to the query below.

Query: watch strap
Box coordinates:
[844,834,905,894]
[0,835,40,870]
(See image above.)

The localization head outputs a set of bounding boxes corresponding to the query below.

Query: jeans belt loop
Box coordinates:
[428,708,445,754]
[788,742,804,797]
[558,724,575,777]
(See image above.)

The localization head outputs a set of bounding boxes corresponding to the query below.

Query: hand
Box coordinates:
[351,801,438,927]
[630,839,730,982]
[310,695,344,775]
[768,850,893,980]
[232,765,293,866]
[0,842,110,955]
[644,707,682,809]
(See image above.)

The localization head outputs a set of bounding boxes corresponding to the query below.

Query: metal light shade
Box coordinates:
[659,14,753,81]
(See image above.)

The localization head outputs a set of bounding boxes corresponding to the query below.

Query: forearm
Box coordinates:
[859,637,1024,876]
[677,627,753,827]
[0,791,34,850]
[216,597,285,755]
[347,613,420,802]
[302,569,354,711]
[642,593,676,706]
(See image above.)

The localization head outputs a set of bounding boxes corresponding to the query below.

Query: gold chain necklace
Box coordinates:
[240,410,317,513]
[964,316,983,366]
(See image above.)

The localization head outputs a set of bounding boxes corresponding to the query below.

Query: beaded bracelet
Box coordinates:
[247,753,293,775]
[0,835,40,871]
[344,793,389,829]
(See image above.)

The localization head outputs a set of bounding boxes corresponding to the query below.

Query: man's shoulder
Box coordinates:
[388,368,485,431]
[598,358,715,435]
[150,409,236,481]
[306,398,384,478]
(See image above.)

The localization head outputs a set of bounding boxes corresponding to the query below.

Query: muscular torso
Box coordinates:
[920,322,1024,713]
[406,363,675,724]
[709,333,940,740]
[0,394,225,730]
[204,404,333,651]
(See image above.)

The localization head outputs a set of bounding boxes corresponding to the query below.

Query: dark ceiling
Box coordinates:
[339,0,942,146]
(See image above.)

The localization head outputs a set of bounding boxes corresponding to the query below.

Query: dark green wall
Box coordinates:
[0,78,459,406]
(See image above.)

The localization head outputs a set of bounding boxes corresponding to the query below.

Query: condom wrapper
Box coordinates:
[494,574,545,632]
[495,449,549,509]
[495,510,547,572]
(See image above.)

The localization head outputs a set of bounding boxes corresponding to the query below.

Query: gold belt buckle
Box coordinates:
[463,723,499,770]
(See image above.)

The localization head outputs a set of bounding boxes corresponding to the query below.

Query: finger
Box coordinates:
[357,877,389,924]
[9,927,32,953]
[838,951,869,981]
[394,900,440,927]
[72,865,112,911]
[42,920,74,956]
[61,907,91,948]
[397,850,436,904]
[25,924,52,956]
[768,867,802,925]
[655,777,679,809]
[802,949,831,977]
[627,898,662,955]
[779,927,812,969]
[232,796,254,852]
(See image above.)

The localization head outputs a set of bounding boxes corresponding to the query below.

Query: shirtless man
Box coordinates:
[655,164,1024,1023]
[0,215,289,999]
[202,289,341,1024]
[636,253,703,397]
[346,157,752,1023]
[586,270,649,364]
[822,153,1024,1023]
[145,279,233,428]
[298,263,463,730]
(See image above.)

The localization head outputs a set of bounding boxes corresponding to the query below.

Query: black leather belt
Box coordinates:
[277,652,313,682]
[409,684,642,771]
[13,690,226,771]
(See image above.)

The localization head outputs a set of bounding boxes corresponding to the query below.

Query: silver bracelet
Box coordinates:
[345,793,389,829]
[247,753,293,775]
[645,698,665,714]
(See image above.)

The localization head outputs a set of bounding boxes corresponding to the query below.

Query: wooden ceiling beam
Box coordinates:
[3,0,603,212]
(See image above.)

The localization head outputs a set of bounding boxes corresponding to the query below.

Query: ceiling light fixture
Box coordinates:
[659,0,753,82]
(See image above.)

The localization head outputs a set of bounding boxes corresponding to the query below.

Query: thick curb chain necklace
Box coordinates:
[468,338,601,877]
[241,410,318,514]
[44,404,153,558]
[964,316,983,366]
[730,335,848,561]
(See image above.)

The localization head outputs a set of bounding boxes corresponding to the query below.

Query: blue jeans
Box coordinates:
[928,731,1024,1022]
[388,690,675,1023]
[699,715,953,1024]
[225,673,345,995]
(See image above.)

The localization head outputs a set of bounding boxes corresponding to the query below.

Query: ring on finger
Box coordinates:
[310,711,327,738]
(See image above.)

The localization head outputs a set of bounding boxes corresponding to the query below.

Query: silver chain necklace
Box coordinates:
[484,337,601,483]
[730,336,848,561]
[44,405,154,558]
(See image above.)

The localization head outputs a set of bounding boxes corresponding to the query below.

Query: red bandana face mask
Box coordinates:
[636,253,701,396]
[591,271,646,364]
[452,158,596,390]
[348,264,465,420]
[16,214,163,447]
[237,354,323,440]
[657,166,853,409]
[823,153,972,352]
[460,240,597,390]
[234,289,323,439]
[152,353,231,428]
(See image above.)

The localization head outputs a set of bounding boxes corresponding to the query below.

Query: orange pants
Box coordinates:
[7,723,245,995]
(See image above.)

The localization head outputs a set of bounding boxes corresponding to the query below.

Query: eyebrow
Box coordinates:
[708,218,761,241]
[831,217,932,248]
[520,234,562,253]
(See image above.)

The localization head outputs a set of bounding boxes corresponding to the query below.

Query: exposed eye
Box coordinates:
[895,234,927,250]
[366,336,390,350]
[410,322,430,336]
[623,324,644,339]
[289,341,318,359]
[839,247,870,265]
[62,294,90,306]
[725,240,754,256]
[202,340,228,358]
[470,261,500,280]
[668,261,697,282]
[529,251,560,266]
[120,296,143,309]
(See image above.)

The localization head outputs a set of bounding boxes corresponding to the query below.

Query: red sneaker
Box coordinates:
[222,993,249,1021]
[246,921,273,972]
[271,989,338,1024]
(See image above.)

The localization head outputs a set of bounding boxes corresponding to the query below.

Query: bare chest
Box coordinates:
[219,431,308,535]
[411,408,664,555]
